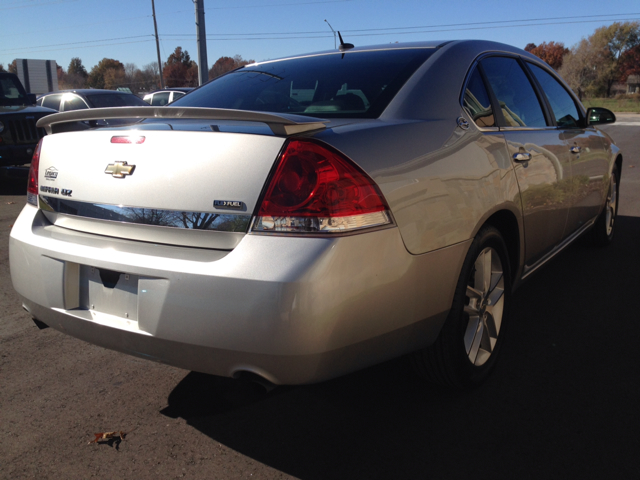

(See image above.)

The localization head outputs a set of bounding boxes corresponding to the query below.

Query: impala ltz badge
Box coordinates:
[44,167,58,180]
[105,161,135,178]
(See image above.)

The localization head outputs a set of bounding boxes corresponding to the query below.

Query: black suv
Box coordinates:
[0,72,56,167]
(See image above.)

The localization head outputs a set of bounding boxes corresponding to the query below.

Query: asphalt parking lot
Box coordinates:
[1,116,639,479]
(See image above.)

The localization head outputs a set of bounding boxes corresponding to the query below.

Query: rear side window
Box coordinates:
[172,49,434,118]
[463,67,495,128]
[528,63,581,128]
[481,57,547,128]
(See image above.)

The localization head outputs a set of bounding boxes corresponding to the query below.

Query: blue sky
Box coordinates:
[1,0,639,73]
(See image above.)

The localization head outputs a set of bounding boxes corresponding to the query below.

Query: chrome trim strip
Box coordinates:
[39,196,251,233]
[522,218,596,279]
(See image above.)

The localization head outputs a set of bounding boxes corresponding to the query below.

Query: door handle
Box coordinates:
[570,145,581,154]
[513,152,532,162]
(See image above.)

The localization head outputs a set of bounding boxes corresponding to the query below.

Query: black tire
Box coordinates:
[588,164,619,247]
[413,225,511,389]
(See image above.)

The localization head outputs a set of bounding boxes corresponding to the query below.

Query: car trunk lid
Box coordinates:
[36,127,288,250]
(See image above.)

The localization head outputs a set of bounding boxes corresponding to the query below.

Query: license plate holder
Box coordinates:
[79,266,139,320]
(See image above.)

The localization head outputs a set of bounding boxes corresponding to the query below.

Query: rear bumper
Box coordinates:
[10,204,469,384]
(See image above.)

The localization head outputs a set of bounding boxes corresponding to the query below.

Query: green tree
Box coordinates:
[589,22,640,96]
[68,57,88,79]
[163,47,199,87]
[87,58,125,89]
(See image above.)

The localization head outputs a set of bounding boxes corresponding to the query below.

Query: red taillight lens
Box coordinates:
[253,139,391,234]
[26,140,42,206]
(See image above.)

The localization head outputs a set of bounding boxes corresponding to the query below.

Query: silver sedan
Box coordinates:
[10,40,620,388]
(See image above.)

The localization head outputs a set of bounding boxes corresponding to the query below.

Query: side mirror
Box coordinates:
[586,107,616,126]
[27,93,37,105]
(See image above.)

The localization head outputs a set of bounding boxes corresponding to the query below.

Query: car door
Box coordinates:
[479,56,571,268]
[526,63,610,236]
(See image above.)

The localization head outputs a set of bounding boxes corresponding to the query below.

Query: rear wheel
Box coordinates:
[588,165,619,246]
[414,225,511,388]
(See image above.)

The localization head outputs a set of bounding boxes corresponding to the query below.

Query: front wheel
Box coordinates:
[414,225,511,389]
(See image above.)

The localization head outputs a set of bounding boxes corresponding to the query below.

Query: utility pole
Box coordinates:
[194,0,209,86]
[151,0,164,89]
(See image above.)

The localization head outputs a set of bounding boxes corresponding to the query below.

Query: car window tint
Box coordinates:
[86,93,149,108]
[172,92,185,100]
[62,95,88,111]
[463,67,495,127]
[480,57,547,128]
[42,94,62,111]
[172,49,434,118]
[528,63,580,128]
[151,92,170,106]
[0,76,26,102]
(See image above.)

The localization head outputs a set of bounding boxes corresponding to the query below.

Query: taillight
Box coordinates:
[252,139,392,234]
[26,140,42,206]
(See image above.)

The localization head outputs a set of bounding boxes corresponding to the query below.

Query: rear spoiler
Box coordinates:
[36,106,328,136]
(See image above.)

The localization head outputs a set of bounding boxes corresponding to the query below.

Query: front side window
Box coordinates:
[480,57,547,128]
[172,48,434,118]
[528,63,581,128]
[463,67,495,128]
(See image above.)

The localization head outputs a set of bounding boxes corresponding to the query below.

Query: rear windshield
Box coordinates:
[171,48,434,118]
[86,93,149,108]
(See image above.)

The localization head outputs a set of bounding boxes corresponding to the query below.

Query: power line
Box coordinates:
[159,13,640,38]
[3,12,639,56]
[0,35,154,54]
[0,40,155,56]
[0,14,153,38]
[159,16,640,41]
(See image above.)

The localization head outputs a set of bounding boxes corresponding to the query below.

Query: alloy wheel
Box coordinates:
[463,247,505,366]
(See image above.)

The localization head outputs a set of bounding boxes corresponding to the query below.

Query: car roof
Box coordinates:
[250,39,535,67]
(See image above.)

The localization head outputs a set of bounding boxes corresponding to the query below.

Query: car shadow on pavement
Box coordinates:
[157,215,640,478]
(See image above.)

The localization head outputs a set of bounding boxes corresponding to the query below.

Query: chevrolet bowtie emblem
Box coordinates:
[105,161,135,178]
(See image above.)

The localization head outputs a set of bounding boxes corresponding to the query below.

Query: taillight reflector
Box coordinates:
[26,140,42,206]
[252,139,391,234]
